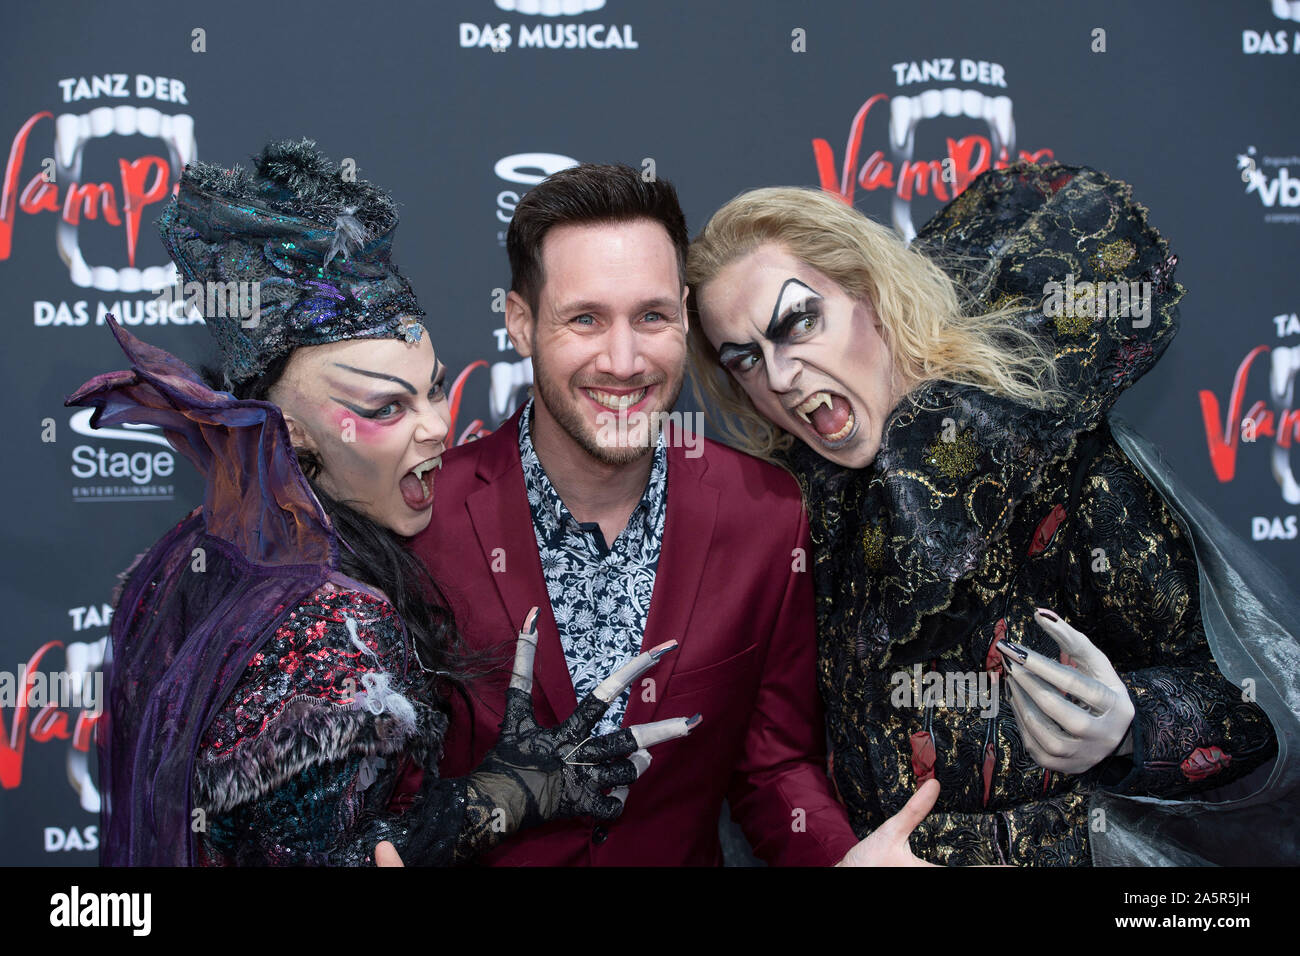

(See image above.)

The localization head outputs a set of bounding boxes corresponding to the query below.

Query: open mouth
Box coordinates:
[398,456,441,511]
[793,390,858,447]
[583,385,651,414]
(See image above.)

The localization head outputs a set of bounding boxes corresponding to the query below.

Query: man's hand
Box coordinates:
[998,607,1136,774]
[835,778,941,866]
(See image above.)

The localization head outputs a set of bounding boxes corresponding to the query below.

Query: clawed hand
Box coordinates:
[479,606,701,824]
[998,607,1135,774]
[375,606,700,865]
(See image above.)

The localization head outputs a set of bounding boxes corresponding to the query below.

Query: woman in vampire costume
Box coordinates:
[69,141,693,866]
[686,161,1300,865]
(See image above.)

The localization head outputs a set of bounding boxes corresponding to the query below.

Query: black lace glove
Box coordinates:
[379,607,700,865]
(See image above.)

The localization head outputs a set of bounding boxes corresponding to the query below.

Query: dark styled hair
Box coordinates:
[506,162,689,315]
[203,354,475,703]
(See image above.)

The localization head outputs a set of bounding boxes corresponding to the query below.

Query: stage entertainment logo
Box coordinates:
[810,57,1054,243]
[461,0,637,51]
[494,152,578,244]
[1237,147,1300,225]
[67,407,175,502]
[1199,309,1300,539]
[1,73,203,326]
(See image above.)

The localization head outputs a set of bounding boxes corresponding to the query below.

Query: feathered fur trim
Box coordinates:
[180,138,398,235]
[192,693,443,816]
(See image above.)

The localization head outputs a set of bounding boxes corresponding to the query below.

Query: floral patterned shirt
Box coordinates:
[517,397,668,735]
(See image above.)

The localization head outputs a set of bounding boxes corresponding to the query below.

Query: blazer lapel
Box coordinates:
[624,430,718,727]
[465,407,577,727]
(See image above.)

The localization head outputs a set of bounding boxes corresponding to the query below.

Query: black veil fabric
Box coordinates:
[1091,420,1300,865]
[908,161,1300,864]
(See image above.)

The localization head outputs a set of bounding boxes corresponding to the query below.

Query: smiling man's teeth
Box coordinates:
[586,388,646,411]
[794,391,834,425]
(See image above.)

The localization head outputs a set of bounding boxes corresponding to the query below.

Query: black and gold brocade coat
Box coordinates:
[781,164,1278,866]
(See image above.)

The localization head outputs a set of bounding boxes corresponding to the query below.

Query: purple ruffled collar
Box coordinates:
[67,316,338,569]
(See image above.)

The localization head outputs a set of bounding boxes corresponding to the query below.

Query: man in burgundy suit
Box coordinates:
[411,164,882,865]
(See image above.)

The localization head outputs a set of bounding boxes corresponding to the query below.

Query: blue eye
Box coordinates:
[573,314,595,326]
[643,312,666,323]
[370,402,400,419]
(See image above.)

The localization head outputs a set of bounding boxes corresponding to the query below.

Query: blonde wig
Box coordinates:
[686,186,1067,465]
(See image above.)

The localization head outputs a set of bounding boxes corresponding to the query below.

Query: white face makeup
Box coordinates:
[697,244,903,469]
[270,331,450,537]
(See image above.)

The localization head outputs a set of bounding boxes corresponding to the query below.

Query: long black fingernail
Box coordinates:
[648,639,678,661]
[996,640,1029,664]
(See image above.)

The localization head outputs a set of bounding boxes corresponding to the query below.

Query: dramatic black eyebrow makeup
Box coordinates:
[717,277,823,367]
[328,361,447,415]
[331,361,447,394]
[332,363,417,395]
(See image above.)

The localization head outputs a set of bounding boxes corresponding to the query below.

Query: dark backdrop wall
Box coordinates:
[2,0,1296,865]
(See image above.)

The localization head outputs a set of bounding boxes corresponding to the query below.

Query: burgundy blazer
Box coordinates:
[411,403,858,866]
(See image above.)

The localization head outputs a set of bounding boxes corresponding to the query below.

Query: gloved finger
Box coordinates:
[1002,662,1095,737]
[579,715,699,762]
[588,752,649,789]
[997,638,1111,712]
[502,609,541,726]
[629,713,701,749]
[628,747,652,778]
[593,640,679,703]
[508,607,541,693]
[501,686,534,728]
[560,641,679,738]
[1034,608,1126,687]
[580,727,639,761]
[564,693,616,741]
[588,792,627,822]
[1004,671,1078,761]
